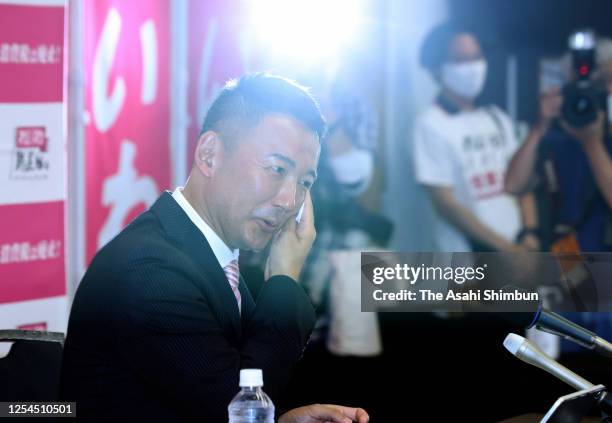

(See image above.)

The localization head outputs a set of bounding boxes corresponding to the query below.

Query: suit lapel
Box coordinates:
[239,275,256,325]
[150,192,242,341]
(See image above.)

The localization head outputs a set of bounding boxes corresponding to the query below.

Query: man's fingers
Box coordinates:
[296,190,314,234]
[322,405,370,423]
[281,404,369,423]
[354,408,370,423]
[308,405,351,423]
[282,212,297,235]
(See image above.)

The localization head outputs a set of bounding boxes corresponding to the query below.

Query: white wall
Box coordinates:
[383,0,449,251]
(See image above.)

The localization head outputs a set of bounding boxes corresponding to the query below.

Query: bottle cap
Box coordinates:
[239,369,263,387]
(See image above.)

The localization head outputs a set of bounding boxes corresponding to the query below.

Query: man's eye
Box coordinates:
[270,166,286,175]
[300,180,313,189]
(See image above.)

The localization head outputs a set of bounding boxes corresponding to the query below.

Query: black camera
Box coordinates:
[561,30,608,128]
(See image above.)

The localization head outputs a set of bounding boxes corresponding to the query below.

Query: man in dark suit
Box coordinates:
[60,74,369,423]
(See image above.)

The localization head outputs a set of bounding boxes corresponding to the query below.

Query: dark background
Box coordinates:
[450,0,612,123]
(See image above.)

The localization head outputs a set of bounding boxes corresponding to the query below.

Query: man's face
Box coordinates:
[210,114,320,251]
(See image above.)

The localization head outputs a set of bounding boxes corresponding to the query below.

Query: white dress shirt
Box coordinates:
[171,187,239,268]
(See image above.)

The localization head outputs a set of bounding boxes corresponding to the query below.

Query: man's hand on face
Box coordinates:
[265,190,316,281]
[279,404,370,423]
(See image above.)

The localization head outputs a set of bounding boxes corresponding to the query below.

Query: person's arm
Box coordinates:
[517,192,540,251]
[505,87,561,194]
[583,137,612,208]
[280,404,369,423]
[115,261,315,421]
[115,193,319,421]
[505,124,547,194]
[268,194,371,423]
[425,185,521,252]
[562,112,612,209]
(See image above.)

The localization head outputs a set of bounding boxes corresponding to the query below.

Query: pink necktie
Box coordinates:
[223,260,241,314]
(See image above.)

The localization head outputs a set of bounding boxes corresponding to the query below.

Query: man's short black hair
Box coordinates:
[200,73,326,145]
[419,22,465,74]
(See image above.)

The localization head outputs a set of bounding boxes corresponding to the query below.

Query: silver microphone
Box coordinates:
[503,333,612,415]
[503,333,593,391]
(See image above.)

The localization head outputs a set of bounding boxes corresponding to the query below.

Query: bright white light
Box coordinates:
[246,0,363,64]
[569,30,596,50]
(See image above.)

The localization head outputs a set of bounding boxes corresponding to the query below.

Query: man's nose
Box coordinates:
[273,179,298,212]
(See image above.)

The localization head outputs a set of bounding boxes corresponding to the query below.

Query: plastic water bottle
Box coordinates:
[228,369,275,423]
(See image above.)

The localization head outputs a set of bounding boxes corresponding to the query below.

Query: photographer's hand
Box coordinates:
[562,112,612,209]
[561,111,605,147]
[504,89,560,195]
[538,87,562,130]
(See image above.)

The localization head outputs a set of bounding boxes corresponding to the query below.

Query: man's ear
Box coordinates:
[194,131,223,177]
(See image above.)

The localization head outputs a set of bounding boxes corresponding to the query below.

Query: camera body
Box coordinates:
[561,30,608,128]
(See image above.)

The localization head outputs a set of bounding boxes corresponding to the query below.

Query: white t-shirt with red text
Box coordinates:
[413,103,521,252]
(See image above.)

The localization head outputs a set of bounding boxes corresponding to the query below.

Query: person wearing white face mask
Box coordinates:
[413,23,531,253]
[440,57,488,100]
[300,64,392,361]
[410,24,549,421]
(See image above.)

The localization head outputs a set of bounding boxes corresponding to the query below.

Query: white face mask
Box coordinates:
[328,148,374,194]
[441,59,488,99]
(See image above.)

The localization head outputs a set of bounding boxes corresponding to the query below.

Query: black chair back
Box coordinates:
[0,330,65,401]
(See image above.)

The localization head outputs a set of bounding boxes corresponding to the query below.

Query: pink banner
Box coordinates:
[84,0,171,263]
[0,201,65,304]
[187,0,247,168]
[0,4,64,103]
[0,2,66,335]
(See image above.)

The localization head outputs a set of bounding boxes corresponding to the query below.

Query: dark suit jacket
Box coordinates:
[60,192,316,421]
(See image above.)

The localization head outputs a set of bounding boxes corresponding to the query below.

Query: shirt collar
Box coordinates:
[435,94,462,115]
[171,187,239,268]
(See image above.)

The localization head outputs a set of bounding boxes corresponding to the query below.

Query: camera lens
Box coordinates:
[562,81,603,127]
[573,95,593,116]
